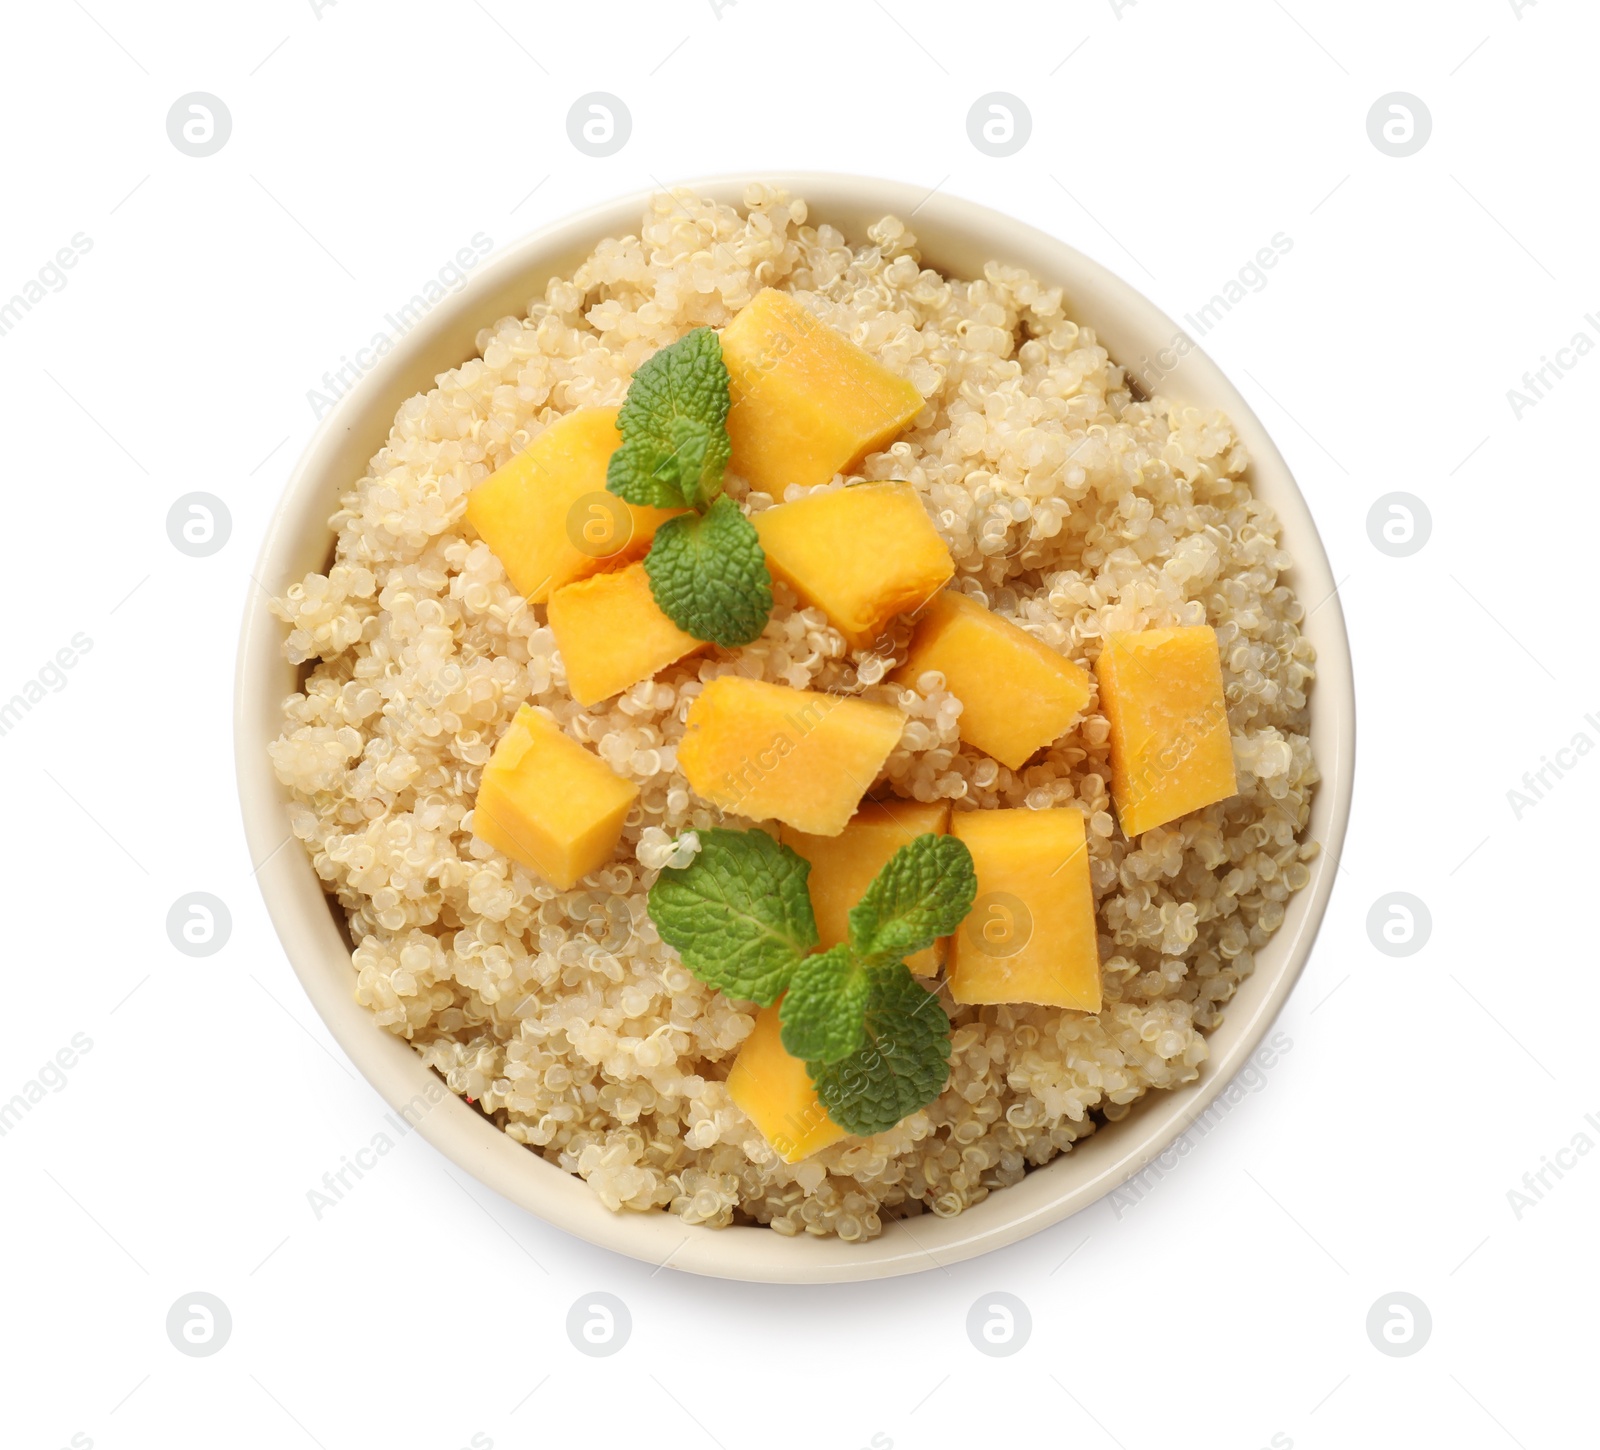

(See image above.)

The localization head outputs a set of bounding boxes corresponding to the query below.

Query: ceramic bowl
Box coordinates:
[234,174,1355,1282]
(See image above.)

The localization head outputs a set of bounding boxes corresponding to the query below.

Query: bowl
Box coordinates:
[234,173,1355,1283]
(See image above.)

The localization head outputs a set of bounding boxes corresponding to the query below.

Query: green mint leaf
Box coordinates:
[809,964,952,1136]
[848,833,977,965]
[606,437,690,510]
[667,414,729,512]
[604,326,731,511]
[779,945,870,1064]
[647,827,817,1006]
[645,495,773,648]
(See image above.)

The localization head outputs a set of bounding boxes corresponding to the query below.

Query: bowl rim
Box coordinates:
[234,171,1356,1283]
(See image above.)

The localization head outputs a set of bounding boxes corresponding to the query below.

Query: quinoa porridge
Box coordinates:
[268,185,1318,1241]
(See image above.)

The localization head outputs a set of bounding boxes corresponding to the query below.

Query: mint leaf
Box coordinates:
[779,945,870,1064]
[606,437,690,510]
[665,414,728,512]
[848,833,977,965]
[645,495,773,647]
[647,827,816,1006]
[605,327,731,510]
[809,964,952,1136]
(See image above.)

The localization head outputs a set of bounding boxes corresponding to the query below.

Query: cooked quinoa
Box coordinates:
[269,186,1318,1241]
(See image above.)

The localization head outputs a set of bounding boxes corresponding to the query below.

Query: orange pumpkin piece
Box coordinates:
[464,407,682,603]
[471,705,638,890]
[892,591,1093,769]
[1095,626,1237,837]
[947,807,1102,1012]
[754,482,954,650]
[726,1000,847,1163]
[677,677,905,836]
[720,288,924,494]
[547,561,707,707]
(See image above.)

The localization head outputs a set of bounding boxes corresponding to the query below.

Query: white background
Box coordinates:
[2,1,1593,1447]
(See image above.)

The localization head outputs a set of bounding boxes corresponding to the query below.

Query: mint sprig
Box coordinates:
[781,830,972,1075]
[606,327,772,645]
[646,824,975,1138]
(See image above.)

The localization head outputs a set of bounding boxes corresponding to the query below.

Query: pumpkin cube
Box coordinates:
[892,591,1093,770]
[547,561,707,707]
[754,482,954,650]
[781,798,952,975]
[726,1001,847,1163]
[678,677,905,836]
[472,705,638,890]
[721,289,924,494]
[948,807,1102,1012]
[1095,626,1237,837]
[464,406,682,603]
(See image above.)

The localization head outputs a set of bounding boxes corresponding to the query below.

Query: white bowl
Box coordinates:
[234,174,1355,1283]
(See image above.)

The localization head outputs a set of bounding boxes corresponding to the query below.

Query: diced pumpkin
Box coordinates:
[472,704,638,890]
[721,288,924,494]
[547,561,707,707]
[678,677,905,836]
[1095,626,1237,837]
[781,798,952,975]
[948,807,1102,1012]
[891,591,1093,771]
[464,407,683,603]
[726,1001,847,1163]
[754,482,955,649]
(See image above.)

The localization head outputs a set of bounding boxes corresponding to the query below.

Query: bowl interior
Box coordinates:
[235,174,1354,1283]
